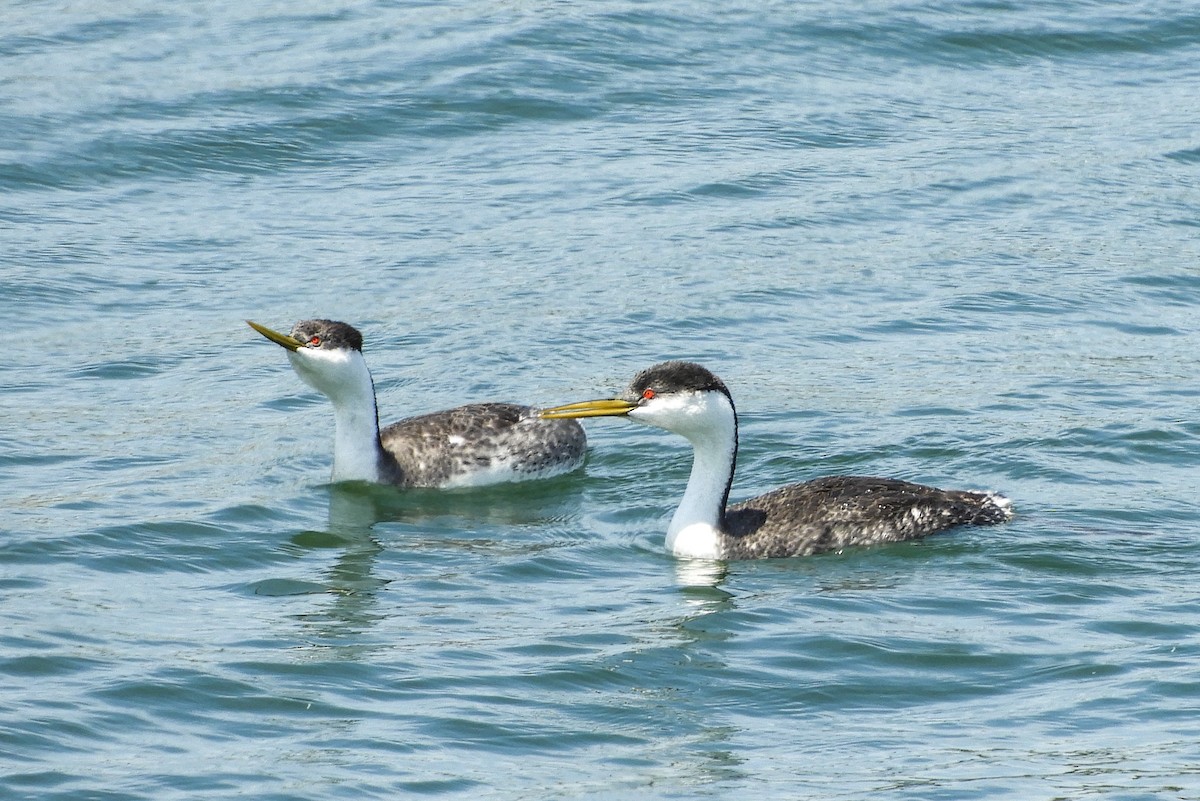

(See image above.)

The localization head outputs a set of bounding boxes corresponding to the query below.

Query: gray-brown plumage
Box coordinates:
[376,402,585,487]
[721,475,1011,559]
[248,319,585,487]
[540,361,1012,560]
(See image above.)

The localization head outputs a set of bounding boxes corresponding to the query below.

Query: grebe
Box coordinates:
[540,361,1011,559]
[249,319,585,487]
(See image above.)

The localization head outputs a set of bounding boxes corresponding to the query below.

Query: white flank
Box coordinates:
[440,456,520,488]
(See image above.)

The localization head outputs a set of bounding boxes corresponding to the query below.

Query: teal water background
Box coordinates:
[4,1,1200,798]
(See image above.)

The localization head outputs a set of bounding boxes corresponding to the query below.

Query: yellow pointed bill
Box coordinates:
[538,398,637,419]
[247,320,303,352]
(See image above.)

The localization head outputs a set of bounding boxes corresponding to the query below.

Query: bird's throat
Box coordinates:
[664,409,737,559]
[330,398,385,483]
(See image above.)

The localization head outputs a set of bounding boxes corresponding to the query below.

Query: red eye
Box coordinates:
[309,336,321,346]
[642,388,655,400]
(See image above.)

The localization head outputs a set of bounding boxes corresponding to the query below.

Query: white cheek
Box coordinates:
[287,348,362,398]
[287,350,319,384]
[626,407,655,427]
[629,394,693,427]
[629,392,723,439]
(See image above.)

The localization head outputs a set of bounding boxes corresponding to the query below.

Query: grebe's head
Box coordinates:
[247,319,372,404]
[539,360,736,443]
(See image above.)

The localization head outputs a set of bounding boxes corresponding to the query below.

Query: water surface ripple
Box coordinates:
[3,1,1200,798]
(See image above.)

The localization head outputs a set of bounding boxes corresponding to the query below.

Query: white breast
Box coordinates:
[664,521,723,560]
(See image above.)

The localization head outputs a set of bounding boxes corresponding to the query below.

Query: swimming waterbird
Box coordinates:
[539,360,1012,559]
[248,319,585,487]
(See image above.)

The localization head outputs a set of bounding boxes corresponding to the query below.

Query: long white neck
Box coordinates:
[633,391,737,559]
[288,348,386,483]
[328,388,384,483]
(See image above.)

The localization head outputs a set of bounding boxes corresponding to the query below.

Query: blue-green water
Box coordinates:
[4,1,1200,798]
